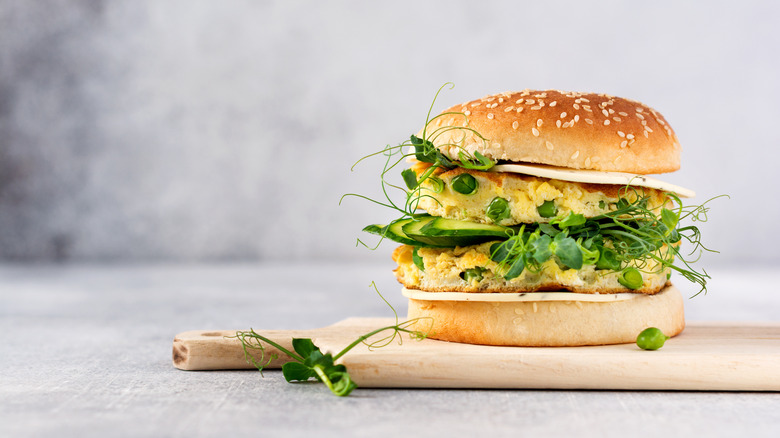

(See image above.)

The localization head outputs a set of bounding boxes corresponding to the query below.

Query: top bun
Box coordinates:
[420,90,680,174]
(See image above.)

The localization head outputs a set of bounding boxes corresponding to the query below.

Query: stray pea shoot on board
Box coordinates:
[231,282,432,397]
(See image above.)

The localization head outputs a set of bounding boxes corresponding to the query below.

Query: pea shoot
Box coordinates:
[636,327,670,350]
[231,282,432,397]
[537,200,557,218]
[486,197,511,223]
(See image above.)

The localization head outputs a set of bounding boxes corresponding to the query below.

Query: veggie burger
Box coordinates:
[361,88,708,346]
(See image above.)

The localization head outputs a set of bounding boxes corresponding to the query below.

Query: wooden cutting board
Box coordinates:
[173,318,780,391]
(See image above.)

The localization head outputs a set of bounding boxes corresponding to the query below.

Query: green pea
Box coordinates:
[451,174,478,195]
[598,200,606,210]
[412,247,424,271]
[460,267,485,283]
[537,200,557,218]
[486,197,511,223]
[636,327,670,350]
[618,267,643,289]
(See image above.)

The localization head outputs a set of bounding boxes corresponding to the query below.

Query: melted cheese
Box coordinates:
[402,288,641,302]
[491,163,695,198]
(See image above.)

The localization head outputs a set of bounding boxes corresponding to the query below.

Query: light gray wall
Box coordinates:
[0,0,778,264]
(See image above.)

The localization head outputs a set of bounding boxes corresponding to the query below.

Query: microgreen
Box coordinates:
[230,282,432,397]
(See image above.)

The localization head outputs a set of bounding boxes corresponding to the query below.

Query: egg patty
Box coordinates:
[392,244,671,295]
[412,163,668,226]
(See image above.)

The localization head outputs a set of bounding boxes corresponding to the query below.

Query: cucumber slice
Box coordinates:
[403,217,504,247]
[420,217,513,238]
[362,218,418,245]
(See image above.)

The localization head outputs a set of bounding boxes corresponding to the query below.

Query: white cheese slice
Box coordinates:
[402,288,640,302]
[490,163,695,198]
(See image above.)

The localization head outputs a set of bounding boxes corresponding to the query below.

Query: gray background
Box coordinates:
[1,0,778,264]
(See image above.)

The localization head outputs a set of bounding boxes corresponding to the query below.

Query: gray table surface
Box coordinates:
[2,263,779,438]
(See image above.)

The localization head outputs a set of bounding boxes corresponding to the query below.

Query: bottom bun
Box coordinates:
[406,285,685,346]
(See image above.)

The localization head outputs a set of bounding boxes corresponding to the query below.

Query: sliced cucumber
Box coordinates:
[362,218,418,246]
[420,217,513,238]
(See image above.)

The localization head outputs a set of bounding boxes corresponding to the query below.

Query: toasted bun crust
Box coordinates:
[407,285,685,346]
[420,90,680,174]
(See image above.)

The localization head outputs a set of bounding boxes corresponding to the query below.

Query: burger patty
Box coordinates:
[413,164,668,226]
[392,243,671,295]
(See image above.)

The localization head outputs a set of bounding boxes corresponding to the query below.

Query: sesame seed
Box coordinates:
[604,120,610,125]
[504,106,514,112]
[487,113,494,119]
[556,120,562,128]
[486,97,495,102]
[585,118,593,124]
[562,121,571,128]
[573,103,580,110]
[512,317,523,325]
[636,107,644,112]
[618,131,625,137]
[620,140,628,148]
[584,157,591,167]
[531,105,542,110]
[549,101,557,107]
[498,98,504,103]
[580,97,590,103]
[619,111,628,117]
[643,131,649,138]
[601,109,609,117]
[490,103,498,109]
[613,116,622,122]
[645,126,653,132]
[641,120,648,126]
[512,121,519,130]
[461,107,467,112]
[574,115,580,122]
[533,302,538,313]
[532,127,540,136]
[546,141,554,150]
[516,99,524,104]
[571,151,580,159]
[526,99,535,104]
[471,102,481,107]
[537,119,543,127]
[608,108,615,114]
[575,301,584,309]
[514,308,525,315]
[516,107,524,113]
[626,134,635,139]
[463,110,471,116]
[549,304,556,313]
[560,112,567,118]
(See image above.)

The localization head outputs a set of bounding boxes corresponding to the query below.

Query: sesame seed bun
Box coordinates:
[421,90,680,174]
[407,284,685,346]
